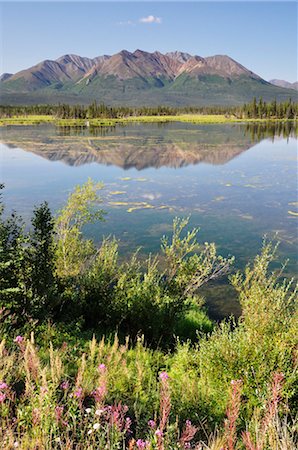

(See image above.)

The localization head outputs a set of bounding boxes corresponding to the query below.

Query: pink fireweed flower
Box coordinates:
[0,382,8,390]
[60,380,69,390]
[92,383,107,403]
[55,405,64,423]
[98,363,106,372]
[0,392,6,403]
[231,379,242,385]
[180,419,198,447]
[32,408,40,426]
[148,419,156,429]
[159,371,169,381]
[155,429,163,437]
[73,387,83,398]
[136,439,149,449]
[125,416,132,432]
[14,336,24,344]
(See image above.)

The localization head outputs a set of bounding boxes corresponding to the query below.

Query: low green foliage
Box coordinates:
[0,182,230,346]
[0,181,297,448]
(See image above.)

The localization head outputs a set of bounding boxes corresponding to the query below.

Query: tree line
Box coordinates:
[0,98,297,119]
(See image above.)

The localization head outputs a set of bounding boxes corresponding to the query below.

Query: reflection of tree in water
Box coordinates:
[244,122,297,142]
[56,125,116,137]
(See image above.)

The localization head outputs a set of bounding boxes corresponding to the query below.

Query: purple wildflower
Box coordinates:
[136,439,149,449]
[159,371,169,381]
[73,387,83,398]
[92,383,107,403]
[60,380,69,390]
[0,392,6,403]
[0,382,8,390]
[125,416,132,432]
[148,419,156,429]
[14,336,24,344]
[98,363,106,372]
[155,429,163,437]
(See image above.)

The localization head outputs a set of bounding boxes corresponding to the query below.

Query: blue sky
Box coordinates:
[1,1,297,81]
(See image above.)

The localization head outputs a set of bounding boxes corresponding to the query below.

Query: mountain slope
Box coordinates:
[1,50,297,106]
[269,79,298,90]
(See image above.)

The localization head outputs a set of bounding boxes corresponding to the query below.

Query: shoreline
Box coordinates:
[0,114,297,127]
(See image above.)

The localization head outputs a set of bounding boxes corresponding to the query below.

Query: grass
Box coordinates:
[0,114,296,127]
[0,115,55,126]
[0,335,296,449]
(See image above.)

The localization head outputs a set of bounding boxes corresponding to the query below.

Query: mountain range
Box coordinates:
[269,79,298,90]
[1,50,297,106]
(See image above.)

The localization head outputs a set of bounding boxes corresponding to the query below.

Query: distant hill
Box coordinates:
[269,79,298,90]
[1,50,297,106]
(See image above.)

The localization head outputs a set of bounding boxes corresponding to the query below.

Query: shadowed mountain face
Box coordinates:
[1,50,297,106]
[0,122,277,170]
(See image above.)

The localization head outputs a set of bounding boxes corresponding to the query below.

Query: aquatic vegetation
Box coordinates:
[238,213,254,220]
[244,184,259,189]
[109,191,127,195]
[127,204,154,213]
[109,201,130,206]
[213,196,225,202]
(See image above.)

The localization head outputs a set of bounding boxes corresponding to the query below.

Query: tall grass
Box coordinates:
[0,336,296,449]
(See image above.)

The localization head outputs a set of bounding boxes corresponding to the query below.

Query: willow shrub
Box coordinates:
[197,241,298,419]
[53,182,232,345]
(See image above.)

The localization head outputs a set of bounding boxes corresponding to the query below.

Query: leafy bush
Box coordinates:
[1,182,232,346]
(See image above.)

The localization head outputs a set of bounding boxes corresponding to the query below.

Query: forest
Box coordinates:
[0,98,297,120]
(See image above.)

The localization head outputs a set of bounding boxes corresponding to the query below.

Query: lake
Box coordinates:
[1,121,297,319]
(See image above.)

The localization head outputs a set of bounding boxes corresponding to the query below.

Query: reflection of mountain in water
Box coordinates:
[3,140,254,169]
[2,121,294,170]
[1,133,255,170]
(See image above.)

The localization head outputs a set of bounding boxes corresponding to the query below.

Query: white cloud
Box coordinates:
[139,15,162,24]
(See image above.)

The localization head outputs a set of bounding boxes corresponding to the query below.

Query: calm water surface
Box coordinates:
[1,122,297,318]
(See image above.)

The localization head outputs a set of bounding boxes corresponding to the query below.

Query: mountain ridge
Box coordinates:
[1,50,297,106]
[269,79,298,90]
